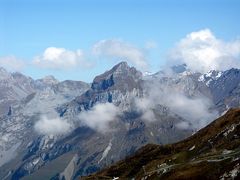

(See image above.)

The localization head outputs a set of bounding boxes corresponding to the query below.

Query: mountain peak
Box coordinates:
[107,61,132,75]
[0,67,11,80]
[93,61,139,81]
[171,64,187,73]
[43,75,59,84]
[0,67,8,74]
[91,61,142,91]
[0,66,7,72]
[113,61,129,69]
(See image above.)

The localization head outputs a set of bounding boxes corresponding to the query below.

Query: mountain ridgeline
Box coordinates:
[0,62,240,179]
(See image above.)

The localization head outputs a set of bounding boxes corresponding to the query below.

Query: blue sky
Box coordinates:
[0,0,240,82]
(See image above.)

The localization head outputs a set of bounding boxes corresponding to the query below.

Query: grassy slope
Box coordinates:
[84,108,240,179]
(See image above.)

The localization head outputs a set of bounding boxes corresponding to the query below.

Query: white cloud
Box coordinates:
[175,121,190,130]
[33,47,93,70]
[168,29,240,73]
[0,55,25,71]
[158,90,217,129]
[92,39,149,70]
[78,103,119,133]
[135,81,218,130]
[134,97,156,122]
[34,116,71,136]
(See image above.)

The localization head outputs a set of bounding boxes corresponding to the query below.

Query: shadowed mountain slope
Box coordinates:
[85,108,240,179]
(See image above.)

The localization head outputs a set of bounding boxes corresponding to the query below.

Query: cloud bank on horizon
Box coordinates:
[0,29,240,76]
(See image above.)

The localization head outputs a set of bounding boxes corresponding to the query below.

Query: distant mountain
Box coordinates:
[171,63,187,74]
[59,61,144,116]
[0,68,35,115]
[85,108,240,179]
[151,65,240,114]
[199,68,240,112]
[0,69,90,179]
[1,62,240,180]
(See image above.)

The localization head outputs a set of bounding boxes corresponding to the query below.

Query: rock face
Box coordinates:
[91,61,142,92]
[0,68,35,115]
[1,62,240,180]
[0,68,90,179]
[86,108,240,179]
[59,62,144,117]
[205,69,240,112]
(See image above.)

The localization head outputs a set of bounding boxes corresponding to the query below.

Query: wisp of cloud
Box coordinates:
[34,116,72,136]
[135,80,218,130]
[78,102,120,133]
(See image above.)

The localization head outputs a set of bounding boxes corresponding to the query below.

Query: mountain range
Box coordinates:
[0,61,240,180]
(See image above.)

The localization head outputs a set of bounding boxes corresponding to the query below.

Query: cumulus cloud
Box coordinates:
[78,103,119,133]
[33,47,93,70]
[92,39,149,70]
[34,116,71,136]
[168,29,240,73]
[0,55,25,71]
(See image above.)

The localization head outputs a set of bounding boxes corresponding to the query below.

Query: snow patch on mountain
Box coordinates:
[198,70,223,86]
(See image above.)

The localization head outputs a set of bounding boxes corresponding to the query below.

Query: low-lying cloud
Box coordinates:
[135,80,218,130]
[78,103,119,133]
[168,29,240,73]
[34,116,71,136]
[33,47,93,70]
[92,39,149,70]
[159,90,218,130]
[134,97,156,122]
[34,103,120,136]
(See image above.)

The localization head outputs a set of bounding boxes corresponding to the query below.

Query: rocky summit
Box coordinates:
[0,62,240,180]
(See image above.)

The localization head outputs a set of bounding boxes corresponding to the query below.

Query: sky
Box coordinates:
[0,0,240,82]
